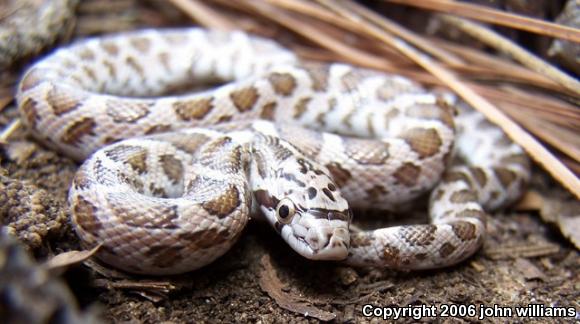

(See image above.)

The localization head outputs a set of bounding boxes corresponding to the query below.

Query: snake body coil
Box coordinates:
[16,29,530,275]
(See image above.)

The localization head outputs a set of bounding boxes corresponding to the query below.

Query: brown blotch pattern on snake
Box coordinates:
[82,66,98,83]
[381,244,401,264]
[468,167,487,187]
[254,189,280,210]
[61,117,97,146]
[126,150,148,174]
[230,86,260,112]
[340,108,356,129]
[293,97,311,119]
[201,185,241,218]
[19,97,40,128]
[405,103,455,129]
[339,69,368,92]
[149,245,185,269]
[325,162,352,188]
[401,128,443,159]
[72,195,102,235]
[72,169,91,190]
[350,234,372,248]
[179,227,231,249]
[260,101,277,120]
[164,132,211,154]
[100,41,119,56]
[102,60,117,80]
[79,49,95,61]
[216,114,233,123]
[304,63,330,91]
[104,145,148,174]
[268,72,297,96]
[449,189,478,204]
[451,222,478,241]
[443,170,472,186]
[144,124,172,135]
[393,163,421,187]
[125,56,145,77]
[439,242,457,258]
[197,137,234,168]
[158,52,171,72]
[376,79,421,101]
[46,86,85,115]
[500,154,530,169]
[173,97,214,121]
[107,145,148,175]
[366,185,388,201]
[494,167,517,189]
[160,154,184,184]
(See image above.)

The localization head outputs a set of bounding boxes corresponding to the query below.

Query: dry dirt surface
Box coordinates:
[1,1,579,323]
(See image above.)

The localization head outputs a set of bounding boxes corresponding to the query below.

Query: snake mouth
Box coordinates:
[308,208,352,222]
[285,225,350,261]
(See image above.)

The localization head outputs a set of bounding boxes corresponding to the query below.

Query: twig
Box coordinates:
[432,38,567,94]
[328,0,464,65]
[469,85,580,127]
[167,0,235,30]
[484,242,560,260]
[499,103,580,164]
[0,119,22,144]
[265,0,368,34]
[440,15,580,97]
[239,0,396,70]
[385,0,580,43]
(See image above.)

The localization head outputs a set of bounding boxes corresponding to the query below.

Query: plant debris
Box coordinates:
[258,254,337,321]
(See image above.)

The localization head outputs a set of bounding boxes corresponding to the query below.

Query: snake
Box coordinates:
[15,28,530,275]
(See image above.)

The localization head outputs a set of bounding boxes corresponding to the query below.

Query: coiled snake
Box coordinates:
[16,29,530,275]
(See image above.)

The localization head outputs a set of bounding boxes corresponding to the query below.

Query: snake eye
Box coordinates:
[276,198,295,224]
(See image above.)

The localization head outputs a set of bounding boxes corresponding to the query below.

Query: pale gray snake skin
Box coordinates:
[15,28,530,275]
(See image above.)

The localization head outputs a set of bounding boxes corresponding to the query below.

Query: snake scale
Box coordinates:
[15,28,530,275]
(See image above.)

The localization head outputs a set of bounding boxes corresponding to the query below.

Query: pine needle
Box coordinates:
[440,15,580,97]
[385,0,580,43]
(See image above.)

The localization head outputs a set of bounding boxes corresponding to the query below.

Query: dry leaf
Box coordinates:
[44,245,101,270]
[539,197,580,250]
[259,255,336,321]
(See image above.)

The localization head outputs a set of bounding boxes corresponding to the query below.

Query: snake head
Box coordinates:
[253,156,351,261]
